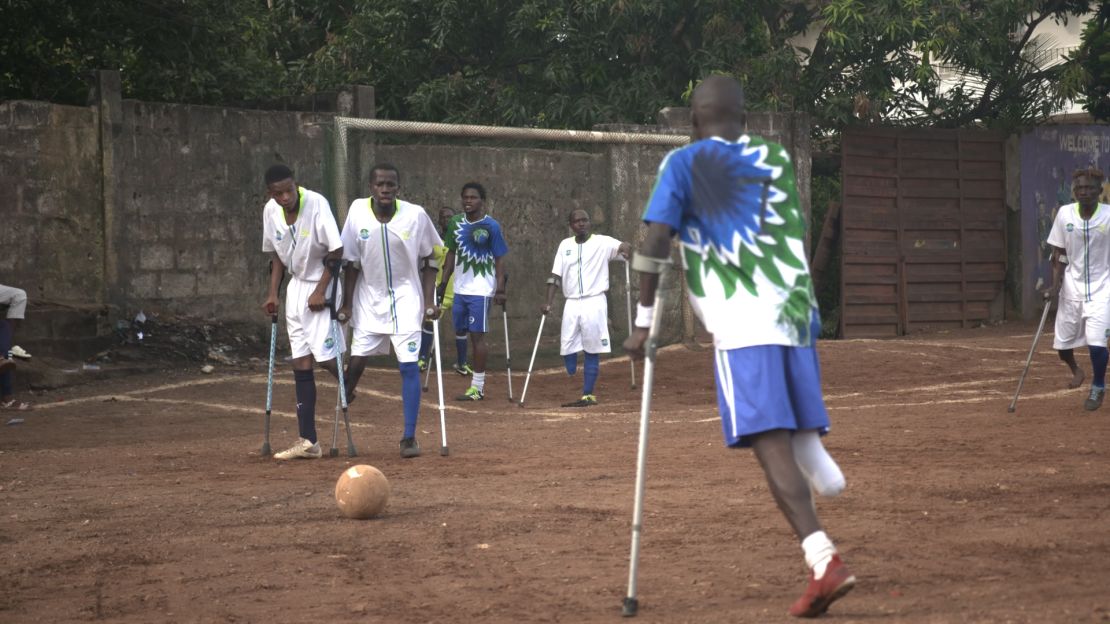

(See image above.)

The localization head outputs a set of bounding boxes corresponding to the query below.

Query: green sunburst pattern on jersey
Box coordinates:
[680,138,817,344]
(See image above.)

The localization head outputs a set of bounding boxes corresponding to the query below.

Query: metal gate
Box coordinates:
[839,127,1007,338]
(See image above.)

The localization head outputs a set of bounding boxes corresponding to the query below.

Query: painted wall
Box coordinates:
[1018,125,1110,316]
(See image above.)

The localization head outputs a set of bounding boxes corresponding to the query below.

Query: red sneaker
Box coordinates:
[788,554,856,618]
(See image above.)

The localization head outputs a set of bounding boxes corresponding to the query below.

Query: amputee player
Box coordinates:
[438,182,509,401]
[338,163,441,458]
[1045,166,1110,410]
[260,164,345,460]
[418,206,461,372]
[541,209,630,407]
[624,76,854,618]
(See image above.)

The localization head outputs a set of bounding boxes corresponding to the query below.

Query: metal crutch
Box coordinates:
[622,267,669,617]
[325,259,357,457]
[517,313,547,407]
[624,259,637,390]
[431,294,450,456]
[1008,297,1053,413]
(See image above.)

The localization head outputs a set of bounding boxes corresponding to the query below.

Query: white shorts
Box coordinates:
[285,276,345,361]
[1053,297,1110,349]
[351,327,422,363]
[560,294,611,355]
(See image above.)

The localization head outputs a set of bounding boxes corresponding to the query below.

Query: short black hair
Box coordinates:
[370,162,400,183]
[461,181,486,200]
[264,164,294,185]
[568,209,589,222]
[440,206,456,214]
[1073,166,1105,182]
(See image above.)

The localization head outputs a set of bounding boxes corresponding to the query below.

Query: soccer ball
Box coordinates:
[335,464,390,519]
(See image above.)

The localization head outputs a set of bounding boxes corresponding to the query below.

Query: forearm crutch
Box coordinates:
[624,260,637,390]
[262,312,277,456]
[325,260,357,457]
[517,313,547,407]
[1008,298,1053,413]
[431,294,450,456]
[503,304,514,402]
[423,332,436,392]
[623,265,669,618]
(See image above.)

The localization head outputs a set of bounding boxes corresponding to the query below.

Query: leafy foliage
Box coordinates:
[1068,1,1110,121]
[0,0,1096,132]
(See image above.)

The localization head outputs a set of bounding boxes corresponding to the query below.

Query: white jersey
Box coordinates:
[261,187,342,282]
[341,198,442,334]
[1047,203,1110,302]
[550,234,623,299]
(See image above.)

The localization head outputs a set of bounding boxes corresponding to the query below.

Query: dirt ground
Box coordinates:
[2,321,1109,623]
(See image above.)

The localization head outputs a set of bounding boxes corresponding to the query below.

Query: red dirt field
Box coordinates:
[2,321,1109,623]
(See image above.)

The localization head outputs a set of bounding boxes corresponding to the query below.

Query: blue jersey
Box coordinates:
[643,135,818,349]
[446,214,509,296]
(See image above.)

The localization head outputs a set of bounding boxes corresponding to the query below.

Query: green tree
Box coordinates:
[1067,1,1110,121]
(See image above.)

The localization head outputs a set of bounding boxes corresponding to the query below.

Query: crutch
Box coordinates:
[262,311,277,456]
[325,259,357,457]
[623,262,669,617]
[502,273,514,401]
[431,293,450,456]
[422,332,436,392]
[517,313,547,407]
[262,260,284,456]
[1008,297,1053,413]
[624,259,637,390]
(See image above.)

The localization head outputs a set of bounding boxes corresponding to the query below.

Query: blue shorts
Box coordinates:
[452,294,490,334]
[713,345,830,448]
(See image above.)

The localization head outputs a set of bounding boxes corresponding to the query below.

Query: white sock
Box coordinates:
[472,372,486,392]
[801,531,837,579]
[792,430,846,497]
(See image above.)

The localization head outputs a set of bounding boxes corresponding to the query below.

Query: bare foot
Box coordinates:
[1069,368,1085,389]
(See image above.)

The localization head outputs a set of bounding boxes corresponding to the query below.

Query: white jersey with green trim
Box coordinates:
[261,187,342,282]
[1047,202,1110,302]
[550,234,623,299]
[341,198,442,334]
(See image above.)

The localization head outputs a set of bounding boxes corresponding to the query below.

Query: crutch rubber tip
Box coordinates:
[260,443,271,456]
[1007,406,1015,413]
[440,446,449,456]
[347,447,358,457]
[517,401,525,407]
[622,597,638,617]
[631,383,638,390]
[329,448,339,458]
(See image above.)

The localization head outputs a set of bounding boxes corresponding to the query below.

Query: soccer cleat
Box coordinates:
[10,346,31,360]
[418,357,428,372]
[399,437,422,458]
[561,394,598,407]
[455,386,484,401]
[1084,386,1105,411]
[788,554,856,618]
[273,438,323,460]
[454,363,475,376]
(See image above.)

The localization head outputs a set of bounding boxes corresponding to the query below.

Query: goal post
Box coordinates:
[332,116,688,223]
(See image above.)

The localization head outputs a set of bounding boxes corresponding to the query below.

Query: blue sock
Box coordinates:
[583,352,600,395]
[564,354,578,375]
[400,361,420,438]
[419,325,434,360]
[1091,346,1108,388]
[456,335,468,366]
[293,369,317,443]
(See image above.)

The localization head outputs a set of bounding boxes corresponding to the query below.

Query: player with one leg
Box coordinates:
[624,76,853,618]
[418,206,461,372]
[541,209,630,407]
[1044,166,1110,409]
[260,164,345,460]
[338,163,442,458]
[438,182,509,401]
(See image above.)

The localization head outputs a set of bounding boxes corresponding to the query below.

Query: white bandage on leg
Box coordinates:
[792,430,846,497]
[801,530,837,579]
